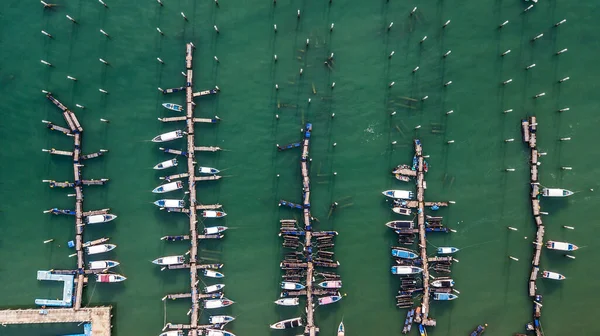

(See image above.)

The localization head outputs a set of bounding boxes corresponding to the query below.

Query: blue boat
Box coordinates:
[391,249,419,259]
[433,293,458,301]
[419,324,428,336]
[437,247,459,254]
[281,281,305,290]
[162,103,183,112]
[470,324,487,336]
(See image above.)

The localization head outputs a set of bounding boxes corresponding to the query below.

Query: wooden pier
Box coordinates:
[0,307,112,336]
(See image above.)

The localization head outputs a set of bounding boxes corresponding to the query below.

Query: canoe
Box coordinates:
[274,298,299,306]
[437,247,459,254]
[542,188,574,197]
[317,280,342,289]
[204,284,225,293]
[152,255,185,266]
[431,279,455,288]
[204,298,234,309]
[162,103,183,112]
[204,226,228,235]
[433,293,458,301]
[199,166,220,174]
[204,269,225,278]
[152,181,183,194]
[270,317,303,329]
[542,271,566,280]
[337,321,345,336]
[391,266,423,275]
[392,249,419,259]
[206,330,236,336]
[85,214,117,224]
[159,331,184,336]
[393,207,412,216]
[546,241,578,251]
[152,130,183,143]
[281,281,305,290]
[382,190,414,199]
[96,273,127,283]
[208,315,235,325]
[318,295,342,305]
[203,210,227,218]
[88,260,119,270]
[86,244,116,255]
[154,159,178,170]
[385,220,414,230]
[154,199,185,208]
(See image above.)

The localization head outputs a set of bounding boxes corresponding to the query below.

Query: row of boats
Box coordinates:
[153,157,220,175]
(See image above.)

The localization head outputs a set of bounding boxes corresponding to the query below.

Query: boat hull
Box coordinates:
[274,298,299,306]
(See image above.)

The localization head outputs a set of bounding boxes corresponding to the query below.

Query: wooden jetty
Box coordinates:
[0,307,112,336]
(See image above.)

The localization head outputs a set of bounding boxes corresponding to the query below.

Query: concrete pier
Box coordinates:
[0,307,112,336]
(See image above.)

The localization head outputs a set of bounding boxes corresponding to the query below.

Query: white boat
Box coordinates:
[391,266,423,275]
[206,329,236,336]
[431,278,455,288]
[208,315,235,325]
[281,281,305,290]
[270,317,303,329]
[204,269,225,278]
[152,255,185,266]
[542,188,574,197]
[159,331,184,336]
[199,166,220,174]
[162,103,183,112]
[274,297,299,306]
[85,214,117,224]
[437,247,459,254]
[96,273,127,283]
[86,244,116,255]
[154,199,185,208]
[546,241,578,251]
[88,260,120,270]
[152,181,183,194]
[203,210,227,218]
[204,298,234,309]
[542,271,566,280]
[393,207,412,216]
[317,280,342,289]
[204,284,225,293]
[154,158,178,170]
[382,190,414,199]
[204,226,228,235]
[337,321,345,336]
[152,130,183,143]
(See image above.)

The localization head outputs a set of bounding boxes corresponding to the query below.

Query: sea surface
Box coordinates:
[0,0,599,335]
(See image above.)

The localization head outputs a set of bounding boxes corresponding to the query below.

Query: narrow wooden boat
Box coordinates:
[431,279,455,288]
[152,181,183,194]
[437,247,459,254]
[204,269,225,278]
[86,244,116,255]
[317,280,342,289]
[152,130,183,143]
[270,317,303,329]
[96,273,127,283]
[204,298,234,309]
[204,226,228,235]
[204,284,225,293]
[154,199,185,208]
[162,103,183,112]
[88,260,119,270]
[318,295,342,305]
[337,321,345,336]
[419,324,428,336]
[542,271,566,280]
[152,255,185,266]
[392,164,411,174]
[154,158,178,170]
[274,297,299,306]
[546,241,578,251]
[393,207,412,216]
[433,293,458,301]
[385,220,414,230]
[391,266,423,275]
[542,188,574,197]
[391,249,419,259]
[208,315,235,325]
[199,166,220,174]
[203,210,227,218]
[85,214,117,224]
[382,190,414,199]
[281,281,305,290]
[395,174,411,182]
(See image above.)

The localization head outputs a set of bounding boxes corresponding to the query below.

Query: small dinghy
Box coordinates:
[437,247,459,254]
[159,331,184,336]
[208,315,235,325]
[391,266,423,275]
[88,260,119,270]
[433,293,458,301]
[206,330,236,336]
[204,269,225,278]
[86,244,116,255]
[542,188,574,197]
[204,298,234,309]
[337,321,345,336]
[152,181,183,194]
[199,166,220,175]
[152,130,183,143]
[318,295,342,306]
[274,297,299,306]
[392,249,419,259]
[270,317,303,330]
[96,273,127,283]
[154,199,185,208]
[162,103,183,112]
[203,210,227,218]
[385,220,414,230]
[204,284,225,293]
[281,281,305,290]
[542,271,566,280]
[317,280,342,289]
[85,214,117,224]
[393,207,412,216]
[431,278,455,288]
[469,324,487,336]
[152,255,185,266]
[546,241,578,251]
[382,190,414,199]
[154,159,178,170]
[204,226,228,235]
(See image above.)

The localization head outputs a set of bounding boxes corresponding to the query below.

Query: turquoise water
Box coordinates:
[1,0,600,335]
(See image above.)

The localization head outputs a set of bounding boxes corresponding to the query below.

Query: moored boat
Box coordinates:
[437,247,459,254]
[152,255,185,266]
[274,297,300,306]
[337,321,345,336]
[318,295,342,305]
[419,324,428,336]
[88,260,119,270]
[85,214,117,224]
[162,103,183,112]
[203,210,227,218]
[392,249,419,259]
[270,317,303,329]
[204,269,225,278]
[395,174,411,182]
[469,324,487,336]
[391,266,423,275]
[154,158,178,170]
[152,130,183,143]
[208,315,235,325]
[159,331,184,336]
[382,190,414,199]
[154,199,185,208]
[204,284,225,293]
[542,271,566,280]
[392,164,411,174]
[86,244,116,255]
[204,226,228,235]
[385,220,414,230]
[317,280,342,289]
[96,273,127,283]
[393,207,412,216]
[546,241,578,251]
[204,298,234,309]
[206,330,236,336]
[542,188,574,197]
[431,278,455,288]
[152,181,184,194]
[281,281,305,290]
[199,166,220,175]
[433,293,458,301]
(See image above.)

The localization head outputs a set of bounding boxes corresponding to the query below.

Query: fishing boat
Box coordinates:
[204,269,225,278]
[542,271,566,280]
[85,214,117,224]
[204,298,234,309]
[546,241,578,251]
[270,317,303,329]
[152,181,184,194]
[206,330,236,336]
[337,321,345,336]
[159,331,184,336]
[431,278,455,288]
[419,324,428,336]
[204,284,225,293]
[423,161,429,172]
[199,166,220,174]
[281,281,305,290]
[154,158,178,170]
[85,244,116,255]
[203,210,227,218]
[204,226,228,235]
[391,266,423,275]
[318,295,342,305]
[88,260,119,270]
[317,280,342,289]
[154,199,185,208]
[392,164,411,174]
[433,293,458,301]
[152,255,185,266]
[542,188,574,197]
[152,130,183,143]
[470,324,487,336]
[162,103,183,112]
[393,207,412,216]
[208,315,235,325]
[274,297,300,306]
[395,174,411,182]
[385,220,414,230]
[391,249,419,259]
[437,247,459,254]
[96,273,127,283]
[382,190,414,199]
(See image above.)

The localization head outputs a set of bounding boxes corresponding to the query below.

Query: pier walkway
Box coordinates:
[0,307,111,336]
